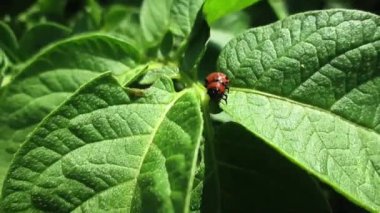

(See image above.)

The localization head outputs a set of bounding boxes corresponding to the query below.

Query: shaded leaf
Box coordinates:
[211,122,331,212]
[0,21,19,63]
[18,22,71,59]
[180,12,210,74]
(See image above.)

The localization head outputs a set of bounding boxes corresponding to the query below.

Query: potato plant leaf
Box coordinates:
[218,9,380,211]
[1,73,203,212]
[0,34,140,191]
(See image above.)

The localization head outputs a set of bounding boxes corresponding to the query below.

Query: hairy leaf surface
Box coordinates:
[1,73,203,212]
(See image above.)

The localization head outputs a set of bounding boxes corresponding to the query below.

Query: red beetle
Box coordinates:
[205,72,230,103]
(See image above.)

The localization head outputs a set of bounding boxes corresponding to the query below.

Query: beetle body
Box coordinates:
[205,72,229,103]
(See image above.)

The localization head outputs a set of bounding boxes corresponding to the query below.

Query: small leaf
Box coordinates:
[180,12,210,73]
[203,0,261,23]
[218,9,380,211]
[102,5,143,48]
[140,66,179,85]
[85,0,103,28]
[140,0,173,47]
[170,0,204,37]
[268,0,289,19]
[1,73,203,212]
[0,34,140,191]
[18,22,71,59]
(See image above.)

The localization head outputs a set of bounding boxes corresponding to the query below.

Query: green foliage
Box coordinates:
[203,0,261,23]
[0,0,379,212]
[1,73,203,212]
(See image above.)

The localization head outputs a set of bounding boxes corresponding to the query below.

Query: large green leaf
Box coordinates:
[0,34,140,192]
[218,9,380,211]
[1,73,203,212]
[203,0,261,23]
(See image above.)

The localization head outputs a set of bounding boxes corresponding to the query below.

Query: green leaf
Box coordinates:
[37,0,67,17]
[0,34,140,192]
[1,73,203,212]
[84,0,103,28]
[71,0,103,34]
[170,0,204,37]
[17,0,68,29]
[139,66,179,85]
[102,5,143,48]
[0,49,12,87]
[203,0,261,23]
[268,0,289,19]
[218,9,380,211]
[106,0,206,54]
[189,153,204,213]
[0,21,19,63]
[140,0,174,47]
[18,22,71,59]
[209,122,330,212]
[179,13,210,74]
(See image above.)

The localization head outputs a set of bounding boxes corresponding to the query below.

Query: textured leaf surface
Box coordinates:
[203,0,260,23]
[0,34,140,191]
[1,74,203,212]
[218,9,380,211]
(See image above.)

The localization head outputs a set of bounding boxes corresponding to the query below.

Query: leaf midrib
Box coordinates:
[128,88,191,212]
[13,89,190,211]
